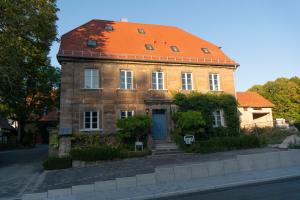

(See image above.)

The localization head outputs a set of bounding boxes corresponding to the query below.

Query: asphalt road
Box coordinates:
[154,177,300,200]
[0,145,48,199]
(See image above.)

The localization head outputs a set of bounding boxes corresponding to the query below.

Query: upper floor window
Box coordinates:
[181,72,193,90]
[120,110,134,119]
[84,69,99,89]
[212,109,225,127]
[84,111,99,130]
[87,39,97,48]
[209,73,220,91]
[120,70,133,89]
[170,46,180,52]
[152,72,164,90]
[145,44,154,50]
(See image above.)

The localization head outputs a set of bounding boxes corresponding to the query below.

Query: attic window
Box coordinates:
[201,48,210,54]
[145,44,154,50]
[87,39,97,47]
[138,28,145,34]
[104,25,113,31]
[170,46,180,52]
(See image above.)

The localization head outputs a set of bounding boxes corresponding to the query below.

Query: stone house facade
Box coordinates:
[57,19,239,155]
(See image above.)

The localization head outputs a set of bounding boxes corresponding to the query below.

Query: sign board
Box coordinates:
[184,135,195,145]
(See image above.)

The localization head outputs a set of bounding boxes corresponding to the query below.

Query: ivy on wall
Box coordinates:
[173,92,240,137]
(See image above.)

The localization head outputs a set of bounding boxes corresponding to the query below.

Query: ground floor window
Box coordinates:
[120,110,134,119]
[212,109,225,127]
[84,111,99,130]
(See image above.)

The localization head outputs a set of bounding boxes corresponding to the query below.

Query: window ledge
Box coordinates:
[209,90,224,93]
[116,88,137,91]
[180,89,197,91]
[79,128,103,132]
[148,89,168,91]
[81,88,103,90]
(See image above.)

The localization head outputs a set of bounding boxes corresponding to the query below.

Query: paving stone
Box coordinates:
[207,160,224,176]
[191,163,209,178]
[22,192,47,200]
[116,176,137,189]
[48,188,71,197]
[94,180,116,192]
[136,173,156,186]
[173,165,192,181]
[223,159,239,174]
[72,184,94,194]
[155,167,175,183]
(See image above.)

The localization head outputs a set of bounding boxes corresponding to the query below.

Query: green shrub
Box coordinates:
[181,135,265,154]
[71,133,120,148]
[173,111,206,139]
[120,149,152,158]
[294,122,300,132]
[43,156,72,170]
[70,146,121,161]
[117,115,151,145]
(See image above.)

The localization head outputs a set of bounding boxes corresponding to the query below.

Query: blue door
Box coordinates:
[152,110,167,140]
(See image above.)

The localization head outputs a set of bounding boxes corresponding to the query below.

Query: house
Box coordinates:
[57,19,239,155]
[236,92,274,129]
[0,114,16,145]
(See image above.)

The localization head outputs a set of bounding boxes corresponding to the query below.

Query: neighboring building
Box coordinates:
[57,19,239,154]
[0,114,16,145]
[237,92,274,129]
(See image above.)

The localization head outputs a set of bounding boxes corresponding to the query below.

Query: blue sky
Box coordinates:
[49,0,300,91]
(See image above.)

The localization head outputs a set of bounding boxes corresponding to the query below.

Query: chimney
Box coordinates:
[120,18,128,22]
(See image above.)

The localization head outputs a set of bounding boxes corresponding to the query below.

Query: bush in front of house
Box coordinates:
[71,133,120,148]
[43,156,72,170]
[70,146,121,162]
[117,115,151,145]
[180,135,265,153]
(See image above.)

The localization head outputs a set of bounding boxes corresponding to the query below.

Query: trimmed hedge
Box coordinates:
[43,156,72,170]
[178,135,265,153]
[70,146,121,162]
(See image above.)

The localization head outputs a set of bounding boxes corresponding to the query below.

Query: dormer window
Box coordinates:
[145,44,154,50]
[104,25,113,31]
[138,28,145,34]
[201,48,210,54]
[170,46,180,52]
[87,39,97,48]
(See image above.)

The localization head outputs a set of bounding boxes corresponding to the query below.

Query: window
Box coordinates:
[181,72,193,90]
[120,110,134,119]
[104,25,113,31]
[212,110,225,127]
[120,70,133,89]
[138,28,145,34]
[84,111,99,130]
[170,46,180,52]
[201,48,210,54]
[209,73,220,91]
[84,69,99,89]
[87,39,97,47]
[152,72,164,90]
[145,44,154,50]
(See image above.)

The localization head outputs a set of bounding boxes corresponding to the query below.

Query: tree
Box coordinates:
[0,0,59,143]
[248,77,300,124]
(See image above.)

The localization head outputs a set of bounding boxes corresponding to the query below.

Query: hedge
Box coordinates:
[43,156,72,170]
[70,146,121,162]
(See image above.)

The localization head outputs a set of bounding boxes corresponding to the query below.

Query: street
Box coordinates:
[0,145,48,199]
[154,177,300,200]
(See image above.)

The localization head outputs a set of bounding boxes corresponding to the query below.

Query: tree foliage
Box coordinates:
[0,0,59,142]
[248,77,300,124]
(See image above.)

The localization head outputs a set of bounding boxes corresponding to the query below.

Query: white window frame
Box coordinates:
[84,69,99,89]
[212,109,225,127]
[120,110,134,119]
[152,71,165,90]
[83,111,99,131]
[181,72,193,90]
[120,70,133,89]
[209,73,221,91]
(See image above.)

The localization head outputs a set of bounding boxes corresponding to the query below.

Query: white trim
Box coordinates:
[181,72,193,90]
[209,73,221,91]
[84,69,99,89]
[120,110,135,119]
[152,71,165,90]
[212,109,225,127]
[120,70,133,90]
[80,128,103,132]
[83,111,99,130]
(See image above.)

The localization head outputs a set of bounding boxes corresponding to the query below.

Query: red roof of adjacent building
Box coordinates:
[58,19,238,66]
[236,92,274,108]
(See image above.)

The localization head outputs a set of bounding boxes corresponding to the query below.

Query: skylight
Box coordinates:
[170,46,180,52]
[104,25,113,31]
[145,44,154,50]
[87,39,97,47]
[138,28,145,34]
[201,48,210,54]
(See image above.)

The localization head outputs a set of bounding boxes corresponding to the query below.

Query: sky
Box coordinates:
[49,0,300,91]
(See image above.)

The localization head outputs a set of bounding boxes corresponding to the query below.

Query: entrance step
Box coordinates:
[152,141,181,155]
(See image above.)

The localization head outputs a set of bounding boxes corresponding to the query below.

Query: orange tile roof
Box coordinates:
[236,92,274,108]
[58,19,238,66]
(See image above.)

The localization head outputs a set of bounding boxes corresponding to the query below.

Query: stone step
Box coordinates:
[154,144,178,150]
[152,149,183,155]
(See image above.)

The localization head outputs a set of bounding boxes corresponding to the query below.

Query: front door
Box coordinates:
[152,109,167,140]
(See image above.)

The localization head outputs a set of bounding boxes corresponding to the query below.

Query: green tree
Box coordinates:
[0,0,59,143]
[248,77,300,124]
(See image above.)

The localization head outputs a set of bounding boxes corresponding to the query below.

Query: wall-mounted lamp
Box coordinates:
[145,108,150,115]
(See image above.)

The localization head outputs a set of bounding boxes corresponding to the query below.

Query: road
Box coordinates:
[154,177,300,200]
[0,145,48,199]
